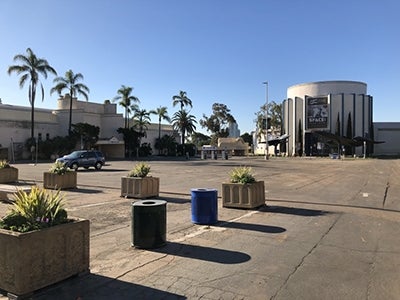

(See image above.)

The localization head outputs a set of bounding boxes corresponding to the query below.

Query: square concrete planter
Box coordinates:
[121,176,159,199]
[0,218,90,298]
[222,181,265,209]
[0,167,18,184]
[43,171,77,189]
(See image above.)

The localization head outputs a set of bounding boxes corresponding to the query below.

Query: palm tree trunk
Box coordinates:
[125,107,128,129]
[158,118,161,155]
[181,129,185,145]
[68,93,73,135]
[30,86,35,141]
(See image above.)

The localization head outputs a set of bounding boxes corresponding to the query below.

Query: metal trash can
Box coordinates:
[191,188,218,225]
[131,200,167,249]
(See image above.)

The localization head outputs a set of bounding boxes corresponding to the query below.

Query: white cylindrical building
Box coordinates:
[282,80,373,156]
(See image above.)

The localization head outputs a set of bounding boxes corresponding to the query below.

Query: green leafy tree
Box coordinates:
[199,103,236,145]
[171,110,197,145]
[8,48,57,141]
[51,70,90,135]
[265,101,282,129]
[241,132,253,147]
[70,123,100,149]
[190,132,211,148]
[172,90,192,111]
[155,134,178,156]
[117,127,143,158]
[153,106,171,154]
[113,85,140,129]
[255,101,282,142]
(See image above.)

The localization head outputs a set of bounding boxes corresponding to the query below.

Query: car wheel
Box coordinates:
[95,162,103,170]
[71,163,79,171]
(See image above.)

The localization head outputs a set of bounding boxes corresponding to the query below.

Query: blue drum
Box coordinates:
[191,188,218,225]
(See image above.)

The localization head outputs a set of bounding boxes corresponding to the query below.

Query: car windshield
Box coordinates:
[67,151,84,159]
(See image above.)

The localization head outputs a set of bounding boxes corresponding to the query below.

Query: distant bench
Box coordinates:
[0,183,34,203]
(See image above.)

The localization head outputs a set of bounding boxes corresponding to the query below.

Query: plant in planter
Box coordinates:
[0,186,89,298]
[0,159,18,184]
[43,161,77,189]
[222,166,265,209]
[121,162,160,199]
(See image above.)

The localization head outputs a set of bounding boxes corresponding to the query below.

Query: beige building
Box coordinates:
[0,95,177,160]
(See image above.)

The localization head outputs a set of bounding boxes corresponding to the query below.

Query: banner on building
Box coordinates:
[306,96,329,129]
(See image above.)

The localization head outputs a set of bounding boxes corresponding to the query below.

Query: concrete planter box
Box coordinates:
[0,167,18,183]
[0,218,90,298]
[121,176,159,199]
[43,171,77,189]
[222,181,265,209]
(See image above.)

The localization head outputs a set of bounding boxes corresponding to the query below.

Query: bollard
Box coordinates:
[191,188,218,225]
[131,200,167,249]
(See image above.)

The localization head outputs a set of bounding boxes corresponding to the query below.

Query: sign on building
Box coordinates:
[306,96,329,129]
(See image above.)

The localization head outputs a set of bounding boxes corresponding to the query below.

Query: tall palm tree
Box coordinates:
[153,106,171,154]
[50,69,90,135]
[113,85,140,129]
[172,90,192,111]
[171,110,197,145]
[132,109,152,137]
[8,48,57,141]
[132,109,152,157]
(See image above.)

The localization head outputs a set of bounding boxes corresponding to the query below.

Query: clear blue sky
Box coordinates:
[1,0,399,135]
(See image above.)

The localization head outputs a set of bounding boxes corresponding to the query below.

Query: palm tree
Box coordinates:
[50,69,90,135]
[153,106,171,154]
[133,109,152,137]
[113,85,140,129]
[171,110,197,145]
[8,48,57,141]
[172,90,192,111]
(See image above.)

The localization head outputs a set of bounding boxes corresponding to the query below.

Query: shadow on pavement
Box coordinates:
[261,205,330,216]
[31,273,186,300]
[76,168,127,173]
[216,221,286,233]
[158,196,191,204]
[152,241,251,264]
[66,188,103,194]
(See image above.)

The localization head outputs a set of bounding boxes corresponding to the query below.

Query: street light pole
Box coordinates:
[263,81,269,160]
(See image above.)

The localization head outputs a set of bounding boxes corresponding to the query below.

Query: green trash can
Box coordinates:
[131,200,167,249]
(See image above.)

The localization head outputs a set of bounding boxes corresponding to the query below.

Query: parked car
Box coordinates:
[56,150,105,170]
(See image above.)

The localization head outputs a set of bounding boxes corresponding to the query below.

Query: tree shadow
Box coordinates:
[29,273,186,300]
[151,241,251,264]
[215,221,286,233]
[260,205,330,216]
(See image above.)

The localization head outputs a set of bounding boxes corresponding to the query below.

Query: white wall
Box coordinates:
[374,123,400,155]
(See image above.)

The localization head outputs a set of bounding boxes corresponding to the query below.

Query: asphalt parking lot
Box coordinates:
[1,156,400,299]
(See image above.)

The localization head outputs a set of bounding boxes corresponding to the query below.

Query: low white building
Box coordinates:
[0,95,178,160]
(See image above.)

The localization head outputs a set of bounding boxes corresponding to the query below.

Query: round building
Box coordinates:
[282,80,373,156]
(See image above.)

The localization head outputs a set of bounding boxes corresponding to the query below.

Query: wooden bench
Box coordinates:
[0,183,34,202]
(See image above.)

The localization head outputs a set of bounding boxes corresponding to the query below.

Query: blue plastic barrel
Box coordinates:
[191,188,218,224]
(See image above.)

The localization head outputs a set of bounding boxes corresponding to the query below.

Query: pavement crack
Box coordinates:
[382,181,389,208]
[366,241,380,299]
[270,213,342,300]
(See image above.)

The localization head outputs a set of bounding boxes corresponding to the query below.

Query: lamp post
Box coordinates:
[263,81,269,160]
